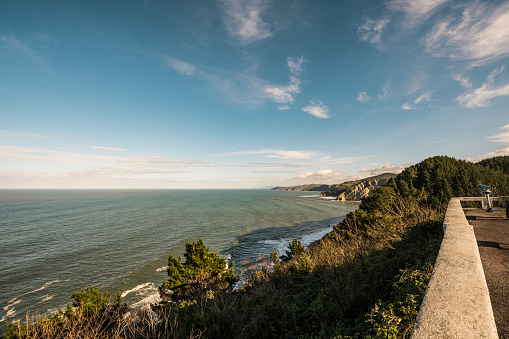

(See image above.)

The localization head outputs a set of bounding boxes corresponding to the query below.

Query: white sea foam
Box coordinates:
[258,239,281,245]
[4,299,21,311]
[299,195,320,198]
[121,282,153,298]
[156,266,168,272]
[41,295,54,302]
[131,292,161,309]
[319,196,337,200]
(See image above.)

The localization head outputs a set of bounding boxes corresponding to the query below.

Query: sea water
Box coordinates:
[0,189,358,328]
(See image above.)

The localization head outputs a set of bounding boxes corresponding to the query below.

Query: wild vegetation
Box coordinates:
[5,155,509,338]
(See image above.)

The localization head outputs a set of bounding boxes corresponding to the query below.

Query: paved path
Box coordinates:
[464,209,509,339]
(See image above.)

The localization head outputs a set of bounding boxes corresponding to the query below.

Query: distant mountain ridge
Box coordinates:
[272,173,397,201]
[271,184,336,192]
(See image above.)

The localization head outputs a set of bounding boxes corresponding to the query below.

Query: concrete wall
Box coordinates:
[411,198,498,338]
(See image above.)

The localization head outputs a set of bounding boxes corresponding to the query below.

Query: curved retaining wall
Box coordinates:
[411,198,498,338]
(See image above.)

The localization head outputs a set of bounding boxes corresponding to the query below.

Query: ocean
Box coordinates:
[0,189,358,328]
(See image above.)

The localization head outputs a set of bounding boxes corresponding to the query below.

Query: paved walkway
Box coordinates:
[464,209,509,339]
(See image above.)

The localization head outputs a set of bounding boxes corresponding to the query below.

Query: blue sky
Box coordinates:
[1,0,509,189]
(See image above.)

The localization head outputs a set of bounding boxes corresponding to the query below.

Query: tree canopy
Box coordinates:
[160,239,239,304]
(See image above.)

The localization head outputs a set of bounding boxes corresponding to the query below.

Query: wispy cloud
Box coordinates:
[247,162,321,168]
[414,91,432,104]
[160,56,196,75]
[302,100,330,119]
[357,17,390,44]
[378,82,391,101]
[219,0,272,45]
[425,1,509,65]
[402,103,416,110]
[264,56,306,105]
[361,162,408,176]
[478,123,509,157]
[426,139,446,145]
[456,67,509,108]
[0,130,50,139]
[287,56,305,75]
[357,91,371,103]
[453,74,473,89]
[213,148,319,160]
[388,0,449,26]
[0,145,208,170]
[487,123,509,144]
[407,71,429,95]
[0,33,40,60]
[0,145,117,165]
[91,146,129,152]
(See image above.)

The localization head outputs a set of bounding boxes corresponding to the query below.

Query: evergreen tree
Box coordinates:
[160,239,239,303]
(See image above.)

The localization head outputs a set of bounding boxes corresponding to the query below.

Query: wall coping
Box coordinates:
[411,198,498,338]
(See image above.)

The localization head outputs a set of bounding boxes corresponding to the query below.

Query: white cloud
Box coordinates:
[264,82,300,104]
[480,123,509,157]
[414,91,432,103]
[487,126,509,144]
[220,0,272,45]
[278,105,290,110]
[456,67,509,108]
[293,169,355,184]
[361,162,408,176]
[388,0,449,25]
[357,17,390,44]
[264,56,306,105]
[161,56,196,75]
[402,103,416,110]
[425,2,509,65]
[92,146,129,152]
[357,91,371,103]
[302,100,330,119]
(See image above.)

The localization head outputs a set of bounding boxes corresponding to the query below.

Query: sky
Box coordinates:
[1,0,509,189]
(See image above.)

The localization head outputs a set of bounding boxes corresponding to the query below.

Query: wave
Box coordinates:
[121,282,155,298]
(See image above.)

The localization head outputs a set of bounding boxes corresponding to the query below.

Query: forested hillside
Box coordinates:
[477,155,509,175]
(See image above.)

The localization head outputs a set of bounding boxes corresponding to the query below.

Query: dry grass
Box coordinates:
[5,306,204,339]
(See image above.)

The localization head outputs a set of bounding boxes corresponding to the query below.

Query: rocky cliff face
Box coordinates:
[336,178,389,201]
[319,173,397,201]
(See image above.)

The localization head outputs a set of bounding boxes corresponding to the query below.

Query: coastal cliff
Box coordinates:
[320,173,397,201]
[273,173,397,201]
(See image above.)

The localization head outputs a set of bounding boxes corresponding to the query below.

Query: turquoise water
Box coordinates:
[0,189,358,327]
